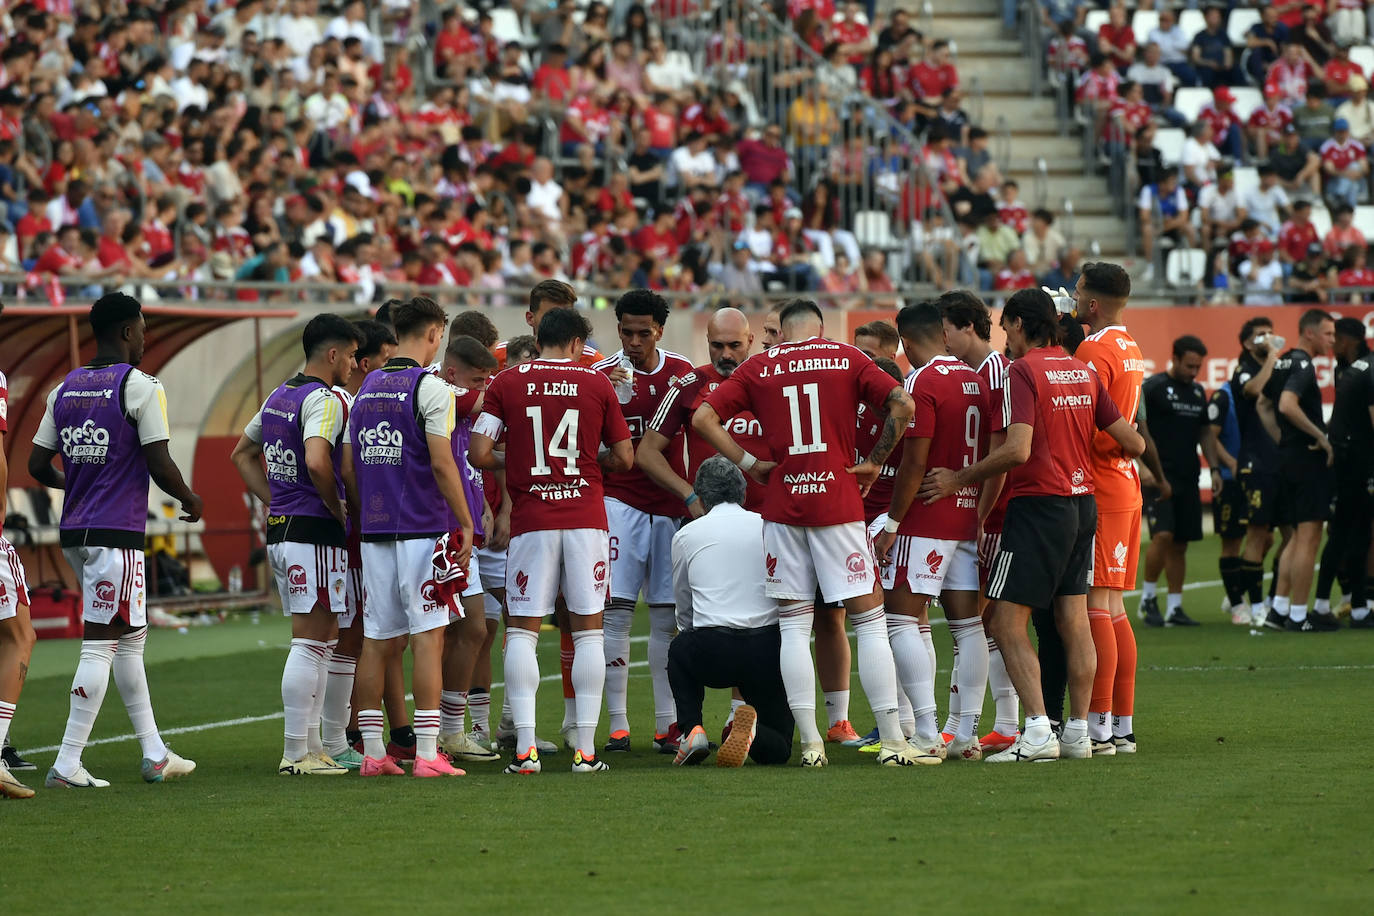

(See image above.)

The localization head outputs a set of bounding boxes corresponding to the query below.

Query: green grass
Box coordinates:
[3,537,1372,914]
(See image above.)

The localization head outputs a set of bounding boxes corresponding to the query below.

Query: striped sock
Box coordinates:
[468,688,491,736]
[440,690,467,735]
[413,709,440,762]
[359,709,385,760]
[0,700,15,749]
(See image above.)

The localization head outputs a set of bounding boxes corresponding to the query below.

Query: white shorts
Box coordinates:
[880,536,979,596]
[62,545,146,627]
[361,538,449,640]
[268,541,348,616]
[505,528,610,617]
[0,537,30,622]
[605,497,678,606]
[475,543,507,592]
[763,520,875,604]
[483,591,504,621]
[977,531,1002,587]
[341,565,364,629]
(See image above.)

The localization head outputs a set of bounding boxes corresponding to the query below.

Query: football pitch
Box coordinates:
[3,538,1371,914]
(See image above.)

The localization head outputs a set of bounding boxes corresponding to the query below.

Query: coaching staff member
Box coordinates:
[665,457,793,768]
[919,289,1144,763]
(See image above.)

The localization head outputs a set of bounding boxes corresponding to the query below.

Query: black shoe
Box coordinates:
[1165,607,1200,627]
[1351,613,1374,629]
[1263,609,1289,631]
[1,742,35,771]
[603,732,631,753]
[1285,615,1306,631]
[1139,596,1165,627]
[1304,612,1341,632]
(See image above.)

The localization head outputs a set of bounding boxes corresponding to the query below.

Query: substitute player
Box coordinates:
[30,293,201,788]
[938,290,1017,753]
[231,314,362,775]
[920,289,1144,763]
[0,364,37,798]
[471,308,634,774]
[592,290,695,754]
[693,298,923,768]
[1072,263,1146,754]
[873,303,990,763]
[342,296,472,778]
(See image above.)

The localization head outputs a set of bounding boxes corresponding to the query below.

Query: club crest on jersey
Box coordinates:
[92,579,117,612]
[515,570,529,595]
[925,549,943,576]
[765,553,778,578]
[287,565,308,596]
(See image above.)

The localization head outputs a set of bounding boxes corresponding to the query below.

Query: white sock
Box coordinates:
[887,613,936,742]
[897,686,915,737]
[504,628,540,752]
[413,709,440,761]
[469,688,491,735]
[1251,601,1266,621]
[1142,581,1157,601]
[1290,603,1308,623]
[1314,598,1330,614]
[602,601,633,734]
[727,696,745,723]
[306,640,333,755]
[440,690,467,735]
[1274,595,1291,617]
[648,604,677,734]
[1353,606,1370,621]
[55,640,118,775]
[113,628,168,763]
[852,605,902,742]
[1023,713,1053,743]
[1061,717,1087,743]
[572,628,605,756]
[500,690,511,725]
[0,700,15,749]
[1113,714,1133,738]
[1166,593,1182,614]
[281,638,324,761]
[920,624,936,679]
[778,603,822,744]
[949,617,989,742]
[941,637,961,737]
[987,636,1019,734]
[823,689,850,728]
[322,652,356,756]
[1090,710,1112,741]
[1340,592,1352,607]
[359,709,386,760]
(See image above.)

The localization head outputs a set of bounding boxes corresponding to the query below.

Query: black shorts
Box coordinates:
[1238,463,1278,529]
[1211,476,1249,540]
[1330,451,1374,525]
[1143,473,1204,543]
[1275,449,1332,526]
[986,494,1096,610]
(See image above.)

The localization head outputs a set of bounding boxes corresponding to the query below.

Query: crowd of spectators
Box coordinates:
[1045,0,1374,296]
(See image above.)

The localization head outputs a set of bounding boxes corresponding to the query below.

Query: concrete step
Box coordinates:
[960,60,1035,93]
[923,0,1003,16]
[930,17,1009,42]
[1062,213,1130,247]
[949,38,1023,57]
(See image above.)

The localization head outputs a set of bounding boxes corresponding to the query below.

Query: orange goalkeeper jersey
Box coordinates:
[1076,325,1146,511]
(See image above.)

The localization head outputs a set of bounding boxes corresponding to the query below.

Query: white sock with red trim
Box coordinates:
[851,605,902,743]
[281,638,325,761]
[948,617,989,743]
[322,651,356,756]
[440,690,467,735]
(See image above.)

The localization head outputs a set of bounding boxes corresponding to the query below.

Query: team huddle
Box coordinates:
[1,263,1176,794]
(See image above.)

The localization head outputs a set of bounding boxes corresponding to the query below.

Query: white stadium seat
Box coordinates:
[1310,204,1332,240]
[854,210,897,248]
[1084,9,1109,36]
[1166,248,1207,287]
[1227,8,1261,48]
[1173,87,1213,124]
[1229,87,1263,123]
[1153,127,1186,165]
[1132,11,1159,47]
[1231,166,1259,198]
[1178,9,1207,42]
[490,8,524,45]
[1352,205,1374,240]
[1350,45,1374,78]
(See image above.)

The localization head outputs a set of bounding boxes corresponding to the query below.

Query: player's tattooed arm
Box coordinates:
[866,385,914,467]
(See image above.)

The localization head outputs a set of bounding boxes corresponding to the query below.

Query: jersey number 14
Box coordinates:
[527,406,580,476]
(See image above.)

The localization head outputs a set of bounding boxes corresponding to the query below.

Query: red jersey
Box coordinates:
[474,358,631,535]
[532,65,571,102]
[1005,348,1123,500]
[1338,267,1374,287]
[1321,137,1367,172]
[643,106,677,149]
[494,339,602,372]
[855,400,903,524]
[648,362,770,512]
[910,61,958,99]
[593,349,695,516]
[1264,59,1313,104]
[1247,104,1292,143]
[998,201,1029,234]
[1075,68,1120,104]
[1075,326,1146,511]
[994,269,1036,291]
[898,355,989,542]
[1097,23,1135,68]
[1325,224,1366,255]
[635,224,679,263]
[1278,219,1319,262]
[1197,103,1238,145]
[975,350,1013,533]
[96,236,130,269]
[706,337,901,527]
[1325,58,1364,88]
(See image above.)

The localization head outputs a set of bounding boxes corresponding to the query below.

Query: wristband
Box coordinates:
[883,516,901,534]
[737,451,758,472]
[684,492,699,507]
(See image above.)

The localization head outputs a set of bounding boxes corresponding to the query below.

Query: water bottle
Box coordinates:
[228,565,243,594]
[614,354,635,404]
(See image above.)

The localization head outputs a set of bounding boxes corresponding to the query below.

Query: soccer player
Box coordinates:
[1072,263,1147,754]
[1206,357,1250,625]
[493,279,605,370]
[693,298,923,768]
[471,308,633,774]
[873,303,990,763]
[1259,309,1338,632]
[920,289,1143,763]
[853,320,900,361]
[0,364,37,798]
[1138,336,1218,628]
[938,290,1017,753]
[231,314,362,775]
[29,292,202,788]
[342,296,473,778]
[761,303,783,348]
[1322,318,1374,627]
[591,289,695,754]
[1232,318,1285,626]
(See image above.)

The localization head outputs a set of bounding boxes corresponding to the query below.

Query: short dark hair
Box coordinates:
[506,334,539,363]
[896,302,943,343]
[1003,288,1062,346]
[89,292,142,341]
[353,318,397,362]
[391,295,447,338]
[302,313,363,360]
[1299,307,1333,333]
[529,278,577,313]
[936,289,992,341]
[450,309,499,349]
[445,334,499,371]
[537,307,593,350]
[1060,315,1085,355]
[375,298,403,326]
[614,288,670,326]
[873,356,904,384]
[1238,315,1273,346]
[1081,261,1131,300]
[1172,334,1207,359]
[1335,316,1366,340]
[778,298,824,328]
[854,320,900,350]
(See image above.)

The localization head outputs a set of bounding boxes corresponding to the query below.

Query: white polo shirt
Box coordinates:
[671,502,778,631]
